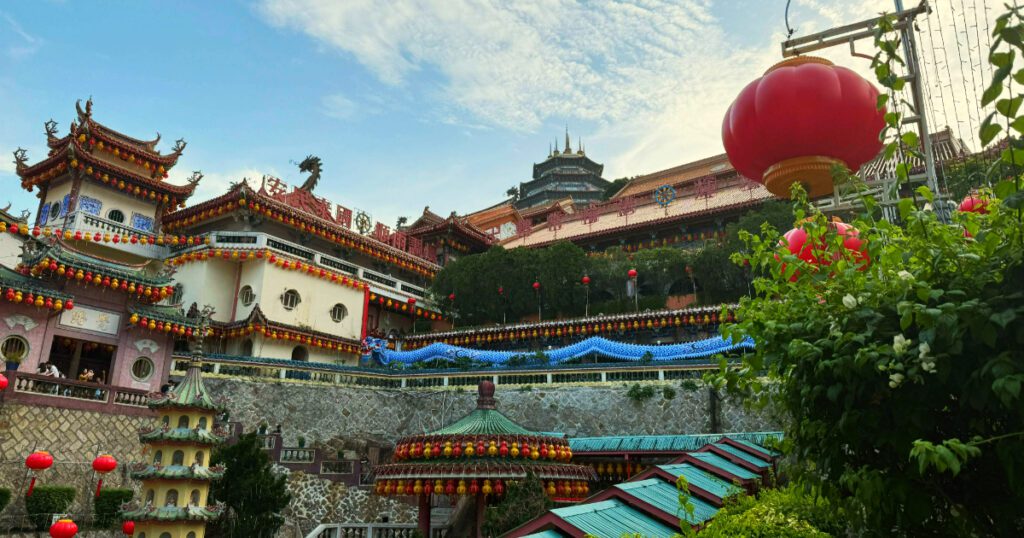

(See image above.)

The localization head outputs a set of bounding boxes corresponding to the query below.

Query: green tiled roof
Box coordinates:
[731,438,780,458]
[614,478,718,525]
[119,503,224,522]
[129,463,225,480]
[521,531,565,538]
[552,499,680,538]
[0,266,74,301]
[30,243,171,286]
[130,304,200,329]
[138,426,228,445]
[569,431,783,453]
[712,442,772,468]
[374,460,595,482]
[684,452,759,481]
[657,463,743,500]
[149,361,222,412]
[431,408,536,436]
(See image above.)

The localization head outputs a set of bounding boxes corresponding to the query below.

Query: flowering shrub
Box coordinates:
[711,10,1024,534]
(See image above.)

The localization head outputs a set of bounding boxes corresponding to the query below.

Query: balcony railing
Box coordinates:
[4,371,152,414]
[281,448,316,463]
[65,211,168,258]
[176,231,431,308]
[308,524,448,538]
[171,352,712,390]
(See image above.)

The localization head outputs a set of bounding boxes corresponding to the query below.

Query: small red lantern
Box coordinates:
[532,281,540,290]
[408,297,416,305]
[92,454,118,497]
[121,521,135,536]
[627,268,637,279]
[958,193,989,214]
[49,519,78,538]
[581,275,590,285]
[723,57,886,199]
[25,449,54,496]
[448,293,456,301]
[0,373,7,390]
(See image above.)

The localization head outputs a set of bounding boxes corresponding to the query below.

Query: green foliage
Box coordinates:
[698,486,844,538]
[679,379,700,392]
[662,385,676,400]
[210,432,291,538]
[482,473,552,537]
[94,488,133,528]
[0,487,10,513]
[25,485,76,530]
[603,177,631,200]
[626,383,656,404]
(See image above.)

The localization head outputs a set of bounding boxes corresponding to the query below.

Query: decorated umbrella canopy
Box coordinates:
[374,380,596,538]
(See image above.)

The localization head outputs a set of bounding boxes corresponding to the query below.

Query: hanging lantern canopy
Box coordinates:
[722,57,886,198]
[49,519,78,538]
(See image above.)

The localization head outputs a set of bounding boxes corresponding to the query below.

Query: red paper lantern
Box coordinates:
[532,281,540,290]
[0,373,7,390]
[958,193,989,214]
[50,519,78,538]
[448,293,456,301]
[92,454,118,497]
[121,521,135,536]
[627,268,637,278]
[780,221,869,280]
[581,275,590,285]
[408,297,416,305]
[26,450,54,471]
[723,57,886,198]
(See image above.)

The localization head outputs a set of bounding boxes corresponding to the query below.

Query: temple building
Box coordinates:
[121,341,227,538]
[4,99,200,402]
[515,131,610,210]
[404,207,495,265]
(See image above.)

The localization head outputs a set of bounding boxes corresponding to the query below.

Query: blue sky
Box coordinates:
[0,1,993,227]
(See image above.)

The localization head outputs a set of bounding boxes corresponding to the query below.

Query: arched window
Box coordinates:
[281,289,300,310]
[107,209,125,223]
[0,336,29,363]
[198,417,208,430]
[145,490,154,504]
[331,303,348,322]
[153,450,163,465]
[132,357,155,381]
[190,490,200,506]
[159,533,171,538]
[177,415,190,429]
[241,339,253,357]
[161,415,170,426]
[48,201,62,223]
[291,346,308,362]
[172,450,185,466]
[195,451,205,466]
[164,490,178,507]
[239,285,255,306]
[186,532,196,538]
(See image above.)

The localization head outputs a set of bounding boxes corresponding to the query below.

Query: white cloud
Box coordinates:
[1,11,41,60]
[321,93,358,120]
[167,167,274,206]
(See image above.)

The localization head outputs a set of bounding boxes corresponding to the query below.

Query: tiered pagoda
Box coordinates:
[121,325,227,538]
[5,99,200,398]
[515,130,610,210]
[374,380,595,538]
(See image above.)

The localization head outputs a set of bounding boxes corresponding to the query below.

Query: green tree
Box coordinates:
[210,432,291,538]
[698,486,844,538]
[94,488,133,528]
[603,177,631,200]
[482,473,553,536]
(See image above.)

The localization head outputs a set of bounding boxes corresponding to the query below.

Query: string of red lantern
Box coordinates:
[22,256,170,303]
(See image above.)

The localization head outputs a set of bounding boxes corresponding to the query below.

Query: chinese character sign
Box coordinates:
[581,203,601,225]
[335,206,352,228]
[407,236,423,257]
[695,176,718,199]
[547,211,564,231]
[265,176,288,196]
[373,222,391,242]
[390,231,407,251]
[515,219,533,237]
[616,196,636,217]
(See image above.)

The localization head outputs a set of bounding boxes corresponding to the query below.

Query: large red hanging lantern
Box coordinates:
[92,454,118,497]
[25,450,54,496]
[723,57,886,198]
[121,521,135,536]
[49,519,78,538]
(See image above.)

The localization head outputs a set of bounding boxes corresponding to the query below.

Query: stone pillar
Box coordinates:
[418,493,431,538]
[474,492,486,538]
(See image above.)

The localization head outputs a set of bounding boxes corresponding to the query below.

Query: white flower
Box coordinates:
[893,334,911,354]
[898,270,914,281]
[921,360,937,374]
[918,342,931,360]
[842,294,858,309]
[889,373,905,388]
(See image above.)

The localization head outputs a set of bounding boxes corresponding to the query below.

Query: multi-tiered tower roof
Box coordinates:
[121,359,227,538]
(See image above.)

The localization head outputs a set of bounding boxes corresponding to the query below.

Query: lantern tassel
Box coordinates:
[95,478,103,498]
[27,476,36,496]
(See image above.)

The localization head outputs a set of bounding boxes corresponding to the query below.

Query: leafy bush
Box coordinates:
[680,379,700,392]
[712,12,1024,534]
[625,383,656,404]
[661,386,676,400]
[698,485,845,538]
[211,432,291,538]
[482,473,552,537]
[94,488,133,528]
[0,487,10,513]
[25,485,76,530]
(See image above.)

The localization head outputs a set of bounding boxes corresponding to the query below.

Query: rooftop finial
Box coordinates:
[578,136,583,155]
[564,125,571,153]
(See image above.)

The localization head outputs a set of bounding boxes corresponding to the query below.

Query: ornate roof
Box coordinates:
[149,360,223,412]
[129,463,226,480]
[137,425,229,445]
[120,502,225,523]
[162,182,441,276]
[0,265,74,302]
[212,304,362,354]
[405,211,495,247]
[24,240,172,287]
[130,304,200,330]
